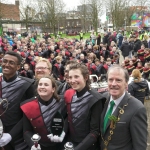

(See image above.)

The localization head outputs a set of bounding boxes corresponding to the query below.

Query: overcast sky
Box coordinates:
[63,0,81,10]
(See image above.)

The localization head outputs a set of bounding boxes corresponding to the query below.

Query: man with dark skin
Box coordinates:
[0,51,34,150]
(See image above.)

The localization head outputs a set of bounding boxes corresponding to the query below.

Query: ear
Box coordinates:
[49,70,51,75]
[52,87,55,93]
[85,75,89,81]
[17,65,21,71]
[125,82,128,89]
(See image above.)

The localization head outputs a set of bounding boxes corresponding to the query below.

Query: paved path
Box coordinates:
[145,100,150,150]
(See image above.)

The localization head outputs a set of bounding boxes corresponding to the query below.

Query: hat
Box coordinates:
[20,52,26,58]
[65,51,70,57]
[56,49,60,53]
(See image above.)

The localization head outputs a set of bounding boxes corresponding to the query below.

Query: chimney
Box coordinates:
[15,0,19,6]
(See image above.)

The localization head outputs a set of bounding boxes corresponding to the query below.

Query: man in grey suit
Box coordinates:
[101,65,147,150]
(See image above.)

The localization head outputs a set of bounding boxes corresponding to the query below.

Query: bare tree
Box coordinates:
[130,0,148,18]
[37,0,65,34]
[77,0,90,32]
[105,0,127,29]
[19,0,37,32]
[86,0,104,32]
[105,0,148,30]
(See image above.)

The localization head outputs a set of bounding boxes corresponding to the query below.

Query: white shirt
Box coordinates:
[105,92,126,116]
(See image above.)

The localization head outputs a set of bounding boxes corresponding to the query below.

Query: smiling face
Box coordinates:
[35,61,51,79]
[38,77,55,101]
[24,64,30,71]
[107,68,128,100]
[2,54,20,80]
[69,69,87,92]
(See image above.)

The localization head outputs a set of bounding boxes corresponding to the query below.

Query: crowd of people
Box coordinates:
[0,29,148,150]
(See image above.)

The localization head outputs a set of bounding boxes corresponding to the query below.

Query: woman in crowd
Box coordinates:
[21,76,67,150]
[64,63,105,150]
[128,69,150,104]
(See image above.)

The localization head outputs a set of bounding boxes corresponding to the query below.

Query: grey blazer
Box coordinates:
[101,92,148,150]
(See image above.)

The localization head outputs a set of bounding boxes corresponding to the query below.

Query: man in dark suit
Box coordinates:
[101,65,147,150]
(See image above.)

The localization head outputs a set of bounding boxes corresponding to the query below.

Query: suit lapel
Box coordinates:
[104,92,131,134]
[112,92,130,116]
[101,94,110,134]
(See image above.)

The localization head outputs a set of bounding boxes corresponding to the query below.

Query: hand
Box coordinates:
[0,133,12,147]
[47,131,65,142]
[31,144,41,150]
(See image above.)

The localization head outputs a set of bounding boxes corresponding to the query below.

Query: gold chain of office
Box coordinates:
[101,103,128,150]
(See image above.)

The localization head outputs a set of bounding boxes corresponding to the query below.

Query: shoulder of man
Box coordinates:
[102,91,110,99]
[128,94,146,109]
[19,76,34,84]
[89,89,104,99]
[88,89,106,108]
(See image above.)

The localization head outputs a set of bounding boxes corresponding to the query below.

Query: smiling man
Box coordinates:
[0,51,34,150]
[101,65,147,150]
[34,58,62,93]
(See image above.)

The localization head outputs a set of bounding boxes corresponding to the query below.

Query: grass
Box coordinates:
[50,33,91,40]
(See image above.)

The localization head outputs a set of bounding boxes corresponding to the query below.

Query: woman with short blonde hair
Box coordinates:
[128,69,150,104]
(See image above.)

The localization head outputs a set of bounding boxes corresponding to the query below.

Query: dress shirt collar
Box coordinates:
[109,91,126,107]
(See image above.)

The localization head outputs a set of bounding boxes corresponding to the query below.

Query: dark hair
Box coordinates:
[37,76,60,101]
[0,51,4,55]
[69,63,91,89]
[65,60,78,66]
[5,51,22,65]
[95,58,100,62]
[107,65,129,82]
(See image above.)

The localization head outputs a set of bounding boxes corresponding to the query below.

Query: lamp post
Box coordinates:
[124,17,127,31]
[58,20,59,34]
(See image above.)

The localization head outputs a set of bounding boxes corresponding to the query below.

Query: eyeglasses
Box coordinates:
[2,59,18,66]
[35,67,50,70]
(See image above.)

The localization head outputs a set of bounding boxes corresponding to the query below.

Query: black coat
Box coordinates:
[133,39,142,52]
[120,41,132,57]
[103,35,109,44]
[97,35,101,45]
[128,79,150,104]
